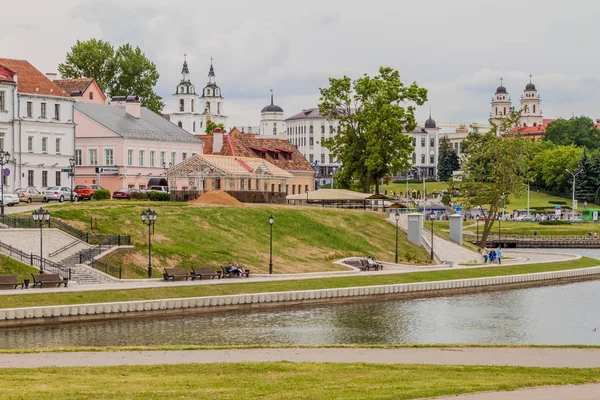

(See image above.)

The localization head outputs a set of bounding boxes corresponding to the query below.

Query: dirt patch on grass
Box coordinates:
[189,190,244,207]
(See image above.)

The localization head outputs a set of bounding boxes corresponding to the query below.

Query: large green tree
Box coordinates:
[437,137,460,181]
[319,67,427,193]
[531,144,583,195]
[205,120,225,134]
[58,39,164,114]
[544,116,600,149]
[460,110,532,248]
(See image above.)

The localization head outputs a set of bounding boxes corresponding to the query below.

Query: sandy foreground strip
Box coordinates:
[2,347,600,368]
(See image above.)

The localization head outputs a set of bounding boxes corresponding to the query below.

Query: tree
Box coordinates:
[531,145,583,195]
[437,137,460,181]
[205,120,225,134]
[319,67,427,193]
[58,39,164,114]
[544,116,600,149]
[574,150,599,203]
[460,110,532,248]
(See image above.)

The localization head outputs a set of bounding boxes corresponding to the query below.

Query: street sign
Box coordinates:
[95,167,119,174]
[2,168,9,177]
[61,168,72,173]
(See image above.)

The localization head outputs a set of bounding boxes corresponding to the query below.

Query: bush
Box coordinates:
[148,191,170,201]
[539,220,571,226]
[393,179,437,184]
[549,201,567,205]
[130,191,149,200]
[441,193,451,205]
[92,189,110,200]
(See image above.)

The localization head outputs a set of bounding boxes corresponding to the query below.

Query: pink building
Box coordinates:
[53,78,106,104]
[74,96,204,193]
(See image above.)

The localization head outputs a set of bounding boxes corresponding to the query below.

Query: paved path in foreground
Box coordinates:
[429,383,600,400]
[2,347,600,368]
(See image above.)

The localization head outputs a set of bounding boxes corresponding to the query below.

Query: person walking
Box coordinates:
[497,247,503,265]
[482,247,489,264]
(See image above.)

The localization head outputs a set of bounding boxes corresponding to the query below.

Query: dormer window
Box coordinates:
[180,87,184,93]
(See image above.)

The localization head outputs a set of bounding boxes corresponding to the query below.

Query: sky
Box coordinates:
[2,0,600,127]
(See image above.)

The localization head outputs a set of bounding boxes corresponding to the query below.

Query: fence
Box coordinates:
[79,235,124,264]
[0,240,72,280]
[169,189,202,202]
[91,258,122,279]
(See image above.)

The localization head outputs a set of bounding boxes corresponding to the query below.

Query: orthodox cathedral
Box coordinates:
[168,57,228,135]
[490,75,543,128]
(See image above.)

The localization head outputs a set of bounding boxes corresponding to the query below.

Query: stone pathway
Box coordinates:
[428,383,600,400]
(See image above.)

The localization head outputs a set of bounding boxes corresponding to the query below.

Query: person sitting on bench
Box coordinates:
[227,262,244,277]
[371,257,383,271]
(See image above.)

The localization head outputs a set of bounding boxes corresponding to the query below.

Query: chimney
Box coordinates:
[125,96,141,118]
[45,72,58,81]
[213,128,223,153]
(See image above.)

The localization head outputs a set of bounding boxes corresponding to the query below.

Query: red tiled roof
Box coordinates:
[0,65,15,84]
[53,78,94,96]
[0,58,70,98]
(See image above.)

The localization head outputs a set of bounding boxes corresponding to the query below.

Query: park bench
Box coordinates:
[163,268,192,281]
[31,273,67,288]
[220,265,250,278]
[190,267,221,280]
[0,275,24,290]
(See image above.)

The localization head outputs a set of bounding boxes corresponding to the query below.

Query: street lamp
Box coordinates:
[163,162,172,190]
[565,168,582,219]
[32,207,50,273]
[394,209,400,263]
[430,211,434,261]
[498,193,505,251]
[0,150,11,215]
[268,215,274,274]
[140,208,158,279]
[69,157,76,202]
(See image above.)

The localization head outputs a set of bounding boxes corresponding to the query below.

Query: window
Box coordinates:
[273,127,277,135]
[75,149,82,166]
[337,126,341,133]
[160,151,166,167]
[309,125,313,134]
[41,103,46,119]
[28,136,33,152]
[41,137,48,153]
[495,107,498,116]
[139,150,145,166]
[193,122,196,132]
[182,152,187,161]
[178,121,182,128]
[139,185,146,190]
[88,149,98,166]
[421,138,425,147]
[412,153,416,164]
[421,154,425,164]
[329,126,333,134]
[150,151,156,167]
[191,99,195,112]
[42,171,48,187]
[171,151,177,166]
[54,104,60,120]
[55,138,61,154]
[321,125,325,134]
[321,154,325,164]
[127,150,134,166]
[179,99,184,112]
[0,91,5,111]
[309,154,314,163]
[0,133,4,150]
[27,102,32,118]
[430,155,434,164]
[309,137,314,146]
[430,138,434,147]
[55,171,61,186]
[89,92,94,100]
[104,148,114,165]
[533,104,536,113]
[27,170,34,186]
[413,138,416,146]
[329,155,334,164]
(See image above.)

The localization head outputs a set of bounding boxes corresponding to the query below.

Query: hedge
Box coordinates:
[92,189,110,200]
[539,220,572,226]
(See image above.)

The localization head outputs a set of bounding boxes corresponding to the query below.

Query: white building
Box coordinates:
[285,108,340,176]
[405,112,441,178]
[490,76,543,130]
[258,92,286,139]
[169,57,228,135]
[0,58,75,191]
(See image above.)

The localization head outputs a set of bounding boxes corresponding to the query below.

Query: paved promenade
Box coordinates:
[430,383,600,399]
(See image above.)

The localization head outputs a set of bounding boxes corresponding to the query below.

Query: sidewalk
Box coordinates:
[429,384,600,400]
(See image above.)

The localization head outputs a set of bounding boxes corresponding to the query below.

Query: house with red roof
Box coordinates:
[0,58,75,192]
[54,78,106,104]
[510,118,556,140]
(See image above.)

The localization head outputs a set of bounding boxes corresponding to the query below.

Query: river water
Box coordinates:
[1,249,599,348]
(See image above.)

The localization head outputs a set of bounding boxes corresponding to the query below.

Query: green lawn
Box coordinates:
[38,202,430,277]
[385,181,450,196]
[464,221,600,237]
[0,254,38,281]
[0,257,596,309]
[1,362,599,399]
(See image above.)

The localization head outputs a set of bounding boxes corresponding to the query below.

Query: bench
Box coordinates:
[31,273,67,288]
[163,268,192,281]
[221,265,250,278]
[191,267,221,280]
[0,275,24,290]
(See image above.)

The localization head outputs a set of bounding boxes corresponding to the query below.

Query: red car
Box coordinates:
[112,188,138,200]
[74,184,103,200]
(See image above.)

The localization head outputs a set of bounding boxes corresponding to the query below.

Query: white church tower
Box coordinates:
[490,78,512,128]
[259,90,286,139]
[519,75,543,127]
[200,59,228,130]
[170,56,202,134]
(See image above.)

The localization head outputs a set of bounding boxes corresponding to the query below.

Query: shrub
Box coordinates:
[393,179,437,184]
[148,191,170,201]
[130,191,149,200]
[539,220,571,226]
[441,193,451,205]
[92,189,110,200]
[549,201,567,205]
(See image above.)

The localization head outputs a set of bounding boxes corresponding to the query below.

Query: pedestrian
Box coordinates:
[533,230,537,241]
[482,247,489,263]
[497,247,503,265]
[489,250,496,263]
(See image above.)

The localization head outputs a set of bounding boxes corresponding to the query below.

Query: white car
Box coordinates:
[43,186,79,202]
[0,193,19,206]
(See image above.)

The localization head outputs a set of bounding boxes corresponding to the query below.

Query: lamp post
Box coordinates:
[268,215,274,274]
[405,175,409,209]
[499,193,505,249]
[430,212,434,261]
[140,208,158,279]
[32,207,50,273]
[69,157,76,202]
[394,209,400,263]
[565,168,582,219]
[0,150,11,215]
[163,162,172,190]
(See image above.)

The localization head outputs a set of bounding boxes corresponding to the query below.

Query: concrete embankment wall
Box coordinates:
[1,266,599,327]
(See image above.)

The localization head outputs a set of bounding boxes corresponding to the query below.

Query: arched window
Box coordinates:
[533,104,536,113]
[178,121,182,128]
[273,127,277,135]
[309,125,313,134]
[321,125,325,134]
[205,102,210,112]
[193,122,196,132]
[523,123,527,127]
[191,99,195,112]
[533,123,537,127]
[217,103,220,114]
[180,87,184,93]
[179,99,184,112]
[503,107,506,115]
[216,89,220,96]
[495,107,498,116]
[337,126,341,133]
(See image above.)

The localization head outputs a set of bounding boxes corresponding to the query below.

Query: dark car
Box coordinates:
[112,188,138,200]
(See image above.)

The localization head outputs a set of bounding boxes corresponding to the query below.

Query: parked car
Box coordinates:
[112,188,139,200]
[14,187,46,203]
[74,184,104,200]
[148,186,169,192]
[44,186,79,202]
[1,193,19,206]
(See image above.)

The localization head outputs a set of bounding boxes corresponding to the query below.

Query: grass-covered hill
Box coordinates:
[46,202,430,278]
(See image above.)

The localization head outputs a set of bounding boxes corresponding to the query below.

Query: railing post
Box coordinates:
[30,253,33,266]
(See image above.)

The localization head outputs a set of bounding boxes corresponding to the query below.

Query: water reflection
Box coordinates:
[1,279,599,348]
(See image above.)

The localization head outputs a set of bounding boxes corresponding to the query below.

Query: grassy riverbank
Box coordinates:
[0,255,37,281]
[0,362,599,399]
[0,257,596,309]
